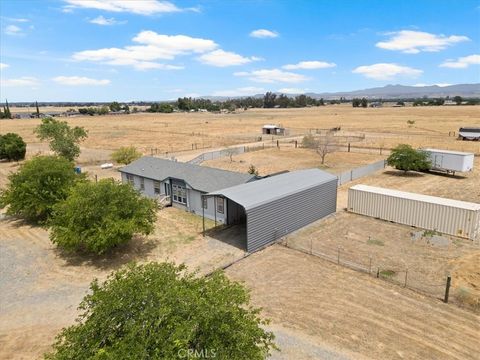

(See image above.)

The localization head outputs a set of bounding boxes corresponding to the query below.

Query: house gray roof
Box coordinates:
[119,156,255,193]
[207,168,337,210]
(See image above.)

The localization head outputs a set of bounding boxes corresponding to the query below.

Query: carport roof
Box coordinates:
[207,168,337,210]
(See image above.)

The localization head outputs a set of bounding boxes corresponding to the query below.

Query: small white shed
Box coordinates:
[421,148,474,174]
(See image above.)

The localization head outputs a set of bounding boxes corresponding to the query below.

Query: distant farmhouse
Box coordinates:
[120,157,338,252]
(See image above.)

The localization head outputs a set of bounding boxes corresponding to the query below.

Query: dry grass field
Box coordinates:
[226,245,480,360]
[3,106,480,163]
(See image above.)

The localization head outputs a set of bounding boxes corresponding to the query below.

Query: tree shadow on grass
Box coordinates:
[383,170,426,178]
[54,235,158,271]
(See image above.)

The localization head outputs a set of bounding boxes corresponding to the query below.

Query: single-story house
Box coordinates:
[205,168,338,252]
[262,124,285,135]
[119,157,256,222]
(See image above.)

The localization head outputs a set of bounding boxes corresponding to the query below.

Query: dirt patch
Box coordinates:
[226,245,480,360]
[202,147,384,175]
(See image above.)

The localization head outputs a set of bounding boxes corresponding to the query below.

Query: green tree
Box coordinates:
[45,262,276,360]
[35,117,88,161]
[352,98,361,107]
[361,98,368,108]
[387,144,431,173]
[111,146,142,165]
[3,99,12,119]
[49,179,156,254]
[0,133,27,161]
[453,96,463,105]
[0,156,81,223]
[35,101,40,118]
[109,101,122,112]
[263,92,277,108]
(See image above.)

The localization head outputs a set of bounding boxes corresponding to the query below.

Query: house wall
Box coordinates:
[245,178,338,252]
[120,172,226,222]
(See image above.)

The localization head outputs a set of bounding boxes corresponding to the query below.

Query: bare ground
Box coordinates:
[0,207,245,359]
[226,245,480,360]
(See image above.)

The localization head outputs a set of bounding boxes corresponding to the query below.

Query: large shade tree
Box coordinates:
[45,262,276,360]
[35,117,88,161]
[387,144,431,173]
[49,179,156,254]
[0,156,82,223]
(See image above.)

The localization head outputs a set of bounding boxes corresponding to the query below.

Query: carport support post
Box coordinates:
[202,197,205,237]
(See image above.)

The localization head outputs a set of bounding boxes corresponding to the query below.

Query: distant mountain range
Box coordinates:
[204,83,480,101]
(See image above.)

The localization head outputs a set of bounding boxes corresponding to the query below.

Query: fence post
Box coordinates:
[95,174,98,183]
[337,246,340,264]
[404,268,408,287]
[295,140,297,148]
[277,140,279,148]
[444,276,451,303]
[376,267,380,278]
[348,142,351,152]
[369,256,372,275]
[310,238,313,254]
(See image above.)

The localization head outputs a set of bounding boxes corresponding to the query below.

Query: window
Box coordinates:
[216,198,224,214]
[126,174,134,185]
[154,181,161,195]
[140,177,145,191]
[202,197,208,209]
[172,184,187,205]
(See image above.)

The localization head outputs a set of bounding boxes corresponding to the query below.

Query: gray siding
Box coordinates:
[121,173,226,222]
[245,178,337,252]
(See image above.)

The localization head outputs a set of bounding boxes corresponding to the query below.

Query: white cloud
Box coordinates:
[440,54,480,68]
[249,29,278,38]
[0,63,9,69]
[5,24,23,35]
[52,76,111,86]
[234,69,309,83]
[89,15,126,26]
[63,0,185,15]
[413,83,452,87]
[1,76,39,87]
[282,61,336,70]
[376,30,469,54]
[5,17,29,22]
[198,49,260,67]
[352,63,423,80]
[277,88,307,94]
[72,30,216,70]
[212,86,265,97]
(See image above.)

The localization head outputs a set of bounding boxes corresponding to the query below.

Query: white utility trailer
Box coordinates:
[421,148,474,175]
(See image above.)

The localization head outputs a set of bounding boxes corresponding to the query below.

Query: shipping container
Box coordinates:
[348,185,480,240]
[421,148,474,174]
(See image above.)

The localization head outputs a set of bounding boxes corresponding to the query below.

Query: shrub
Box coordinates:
[111,146,142,165]
[0,133,27,161]
[387,144,431,173]
[45,262,276,359]
[248,164,259,176]
[0,156,81,223]
[49,179,156,254]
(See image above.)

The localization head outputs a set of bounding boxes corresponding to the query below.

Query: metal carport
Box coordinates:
[203,169,337,252]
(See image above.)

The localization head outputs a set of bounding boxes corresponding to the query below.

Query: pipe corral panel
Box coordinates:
[348,185,480,240]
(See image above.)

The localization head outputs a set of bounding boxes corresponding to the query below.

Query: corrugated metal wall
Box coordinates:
[348,188,480,240]
[245,179,337,252]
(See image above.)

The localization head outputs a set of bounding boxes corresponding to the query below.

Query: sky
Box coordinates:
[0,0,479,102]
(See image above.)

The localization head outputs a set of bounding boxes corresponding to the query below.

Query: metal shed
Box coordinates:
[348,185,480,240]
[205,169,338,252]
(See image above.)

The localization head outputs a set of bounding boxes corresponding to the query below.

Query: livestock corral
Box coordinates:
[1,105,479,359]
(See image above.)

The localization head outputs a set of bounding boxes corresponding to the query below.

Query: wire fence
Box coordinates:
[281,238,479,311]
